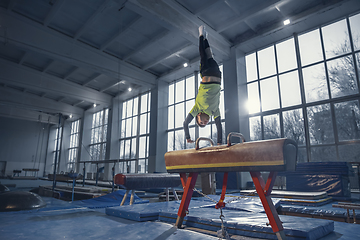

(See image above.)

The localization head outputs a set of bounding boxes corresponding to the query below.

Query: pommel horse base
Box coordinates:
[114,173,181,205]
[164,132,298,240]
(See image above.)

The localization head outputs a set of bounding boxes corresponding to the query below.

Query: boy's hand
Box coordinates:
[187,138,195,143]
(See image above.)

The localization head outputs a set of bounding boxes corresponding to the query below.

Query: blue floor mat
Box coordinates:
[105,195,333,240]
[279,201,360,220]
[105,195,281,222]
[106,200,210,221]
[75,189,149,208]
[159,208,334,240]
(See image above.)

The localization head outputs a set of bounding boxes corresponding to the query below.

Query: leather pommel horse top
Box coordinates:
[165,138,297,173]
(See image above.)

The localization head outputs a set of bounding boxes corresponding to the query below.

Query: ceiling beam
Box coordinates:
[83,73,102,87]
[63,66,79,80]
[142,43,192,70]
[234,0,356,48]
[158,56,200,82]
[74,0,113,40]
[42,59,55,72]
[192,0,218,15]
[0,8,156,87]
[216,0,288,33]
[73,100,84,107]
[123,30,169,61]
[0,58,112,106]
[165,0,231,47]
[100,80,123,92]
[0,86,84,119]
[127,0,231,57]
[57,96,66,102]
[0,104,60,124]
[100,15,142,51]
[18,51,29,65]
[44,0,65,27]
[6,0,18,12]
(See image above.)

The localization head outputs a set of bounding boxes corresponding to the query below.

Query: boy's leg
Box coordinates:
[203,38,213,59]
[199,35,208,71]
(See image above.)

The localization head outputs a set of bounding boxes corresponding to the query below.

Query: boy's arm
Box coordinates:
[215,116,222,144]
[183,113,194,142]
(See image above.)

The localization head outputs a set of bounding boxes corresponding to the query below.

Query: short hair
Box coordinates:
[196,113,208,128]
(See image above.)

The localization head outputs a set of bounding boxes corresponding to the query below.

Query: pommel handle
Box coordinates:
[195,137,215,150]
[227,132,246,147]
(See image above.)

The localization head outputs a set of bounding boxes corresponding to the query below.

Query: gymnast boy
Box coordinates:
[183,25,222,145]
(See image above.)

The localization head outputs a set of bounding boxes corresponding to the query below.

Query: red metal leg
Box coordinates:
[264,171,277,195]
[250,171,286,240]
[216,172,228,209]
[175,172,198,228]
[179,173,187,189]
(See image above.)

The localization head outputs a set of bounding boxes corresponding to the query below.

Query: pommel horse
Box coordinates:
[164,132,297,240]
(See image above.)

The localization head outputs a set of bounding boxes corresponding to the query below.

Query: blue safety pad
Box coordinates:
[240,190,334,207]
[106,200,214,221]
[224,197,281,212]
[194,194,281,212]
[75,189,149,208]
[159,207,334,240]
[192,193,257,204]
[105,195,282,222]
[278,197,333,207]
[279,201,360,220]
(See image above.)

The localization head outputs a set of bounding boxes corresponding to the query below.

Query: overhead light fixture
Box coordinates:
[128,87,132,92]
[93,103,97,108]
[183,63,188,67]
[69,114,73,119]
[283,19,290,25]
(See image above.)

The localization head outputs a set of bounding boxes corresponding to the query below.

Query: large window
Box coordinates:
[90,109,108,163]
[67,119,80,172]
[119,92,151,173]
[245,13,360,163]
[52,126,62,173]
[167,70,225,151]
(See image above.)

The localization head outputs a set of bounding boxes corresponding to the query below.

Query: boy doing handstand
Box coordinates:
[183,25,222,145]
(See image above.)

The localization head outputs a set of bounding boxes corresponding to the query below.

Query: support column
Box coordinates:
[223,47,240,136]
[223,47,250,189]
[79,110,93,177]
[149,80,168,173]
[109,96,123,176]
[104,106,113,179]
